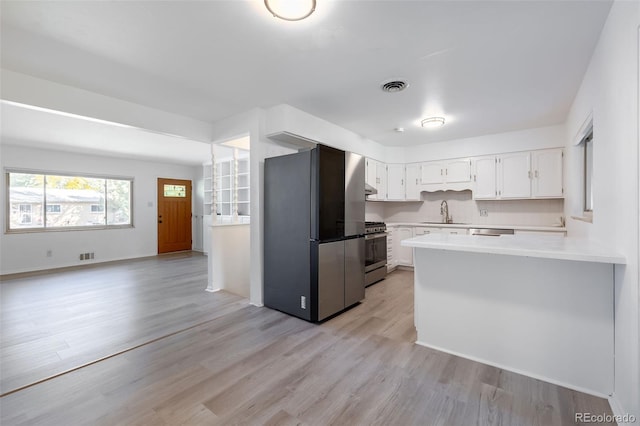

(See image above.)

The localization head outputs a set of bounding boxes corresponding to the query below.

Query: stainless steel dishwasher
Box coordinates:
[468,228,515,236]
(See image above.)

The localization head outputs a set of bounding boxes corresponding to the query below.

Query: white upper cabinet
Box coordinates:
[498,152,532,199]
[473,156,497,200]
[473,149,563,200]
[531,149,563,198]
[386,164,405,200]
[445,159,472,183]
[420,158,472,189]
[376,161,387,201]
[367,148,562,202]
[366,158,387,201]
[405,164,421,201]
[420,162,444,185]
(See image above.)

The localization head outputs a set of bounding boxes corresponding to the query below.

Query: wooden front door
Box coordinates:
[157,178,192,254]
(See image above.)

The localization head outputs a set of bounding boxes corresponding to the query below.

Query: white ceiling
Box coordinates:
[0,0,612,162]
[0,102,212,165]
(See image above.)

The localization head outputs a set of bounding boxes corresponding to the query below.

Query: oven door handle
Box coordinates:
[365,232,388,240]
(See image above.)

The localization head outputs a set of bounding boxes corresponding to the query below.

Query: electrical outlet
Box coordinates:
[480,209,488,217]
[79,252,95,261]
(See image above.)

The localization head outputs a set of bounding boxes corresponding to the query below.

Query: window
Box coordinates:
[7,171,133,231]
[163,184,186,197]
[582,129,593,213]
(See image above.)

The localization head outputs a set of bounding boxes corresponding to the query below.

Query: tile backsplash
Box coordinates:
[371,190,564,227]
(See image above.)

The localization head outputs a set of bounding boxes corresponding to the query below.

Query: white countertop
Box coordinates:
[387,222,566,232]
[402,233,625,264]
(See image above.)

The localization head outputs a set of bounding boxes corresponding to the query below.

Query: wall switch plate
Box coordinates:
[480,209,488,217]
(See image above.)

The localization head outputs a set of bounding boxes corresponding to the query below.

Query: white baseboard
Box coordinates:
[608,394,638,424]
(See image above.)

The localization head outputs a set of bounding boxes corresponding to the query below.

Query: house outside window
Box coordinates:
[6,171,133,232]
[19,204,32,224]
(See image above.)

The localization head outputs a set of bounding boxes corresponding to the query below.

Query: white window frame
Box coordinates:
[5,169,134,233]
[582,130,593,214]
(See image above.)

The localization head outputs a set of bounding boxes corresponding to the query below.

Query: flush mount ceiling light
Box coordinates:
[264,0,316,21]
[421,117,446,128]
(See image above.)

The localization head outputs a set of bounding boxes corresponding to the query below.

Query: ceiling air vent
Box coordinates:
[381,80,408,93]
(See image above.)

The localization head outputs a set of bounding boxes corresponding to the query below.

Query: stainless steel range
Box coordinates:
[365,221,387,286]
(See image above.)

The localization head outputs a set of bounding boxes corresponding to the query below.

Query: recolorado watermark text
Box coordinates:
[575,412,636,423]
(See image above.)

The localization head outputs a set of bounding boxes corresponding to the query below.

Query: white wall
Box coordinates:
[193,163,205,252]
[399,124,566,164]
[383,192,564,227]
[0,144,199,275]
[564,0,639,419]
[264,104,396,161]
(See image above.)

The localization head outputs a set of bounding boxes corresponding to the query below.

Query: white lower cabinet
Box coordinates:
[386,227,396,271]
[396,227,414,266]
[414,227,440,235]
[442,228,467,235]
[415,227,466,235]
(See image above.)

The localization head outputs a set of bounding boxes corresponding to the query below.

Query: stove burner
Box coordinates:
[365,221,387,234]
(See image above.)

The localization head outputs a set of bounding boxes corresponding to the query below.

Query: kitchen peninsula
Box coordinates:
[402,233,625,397]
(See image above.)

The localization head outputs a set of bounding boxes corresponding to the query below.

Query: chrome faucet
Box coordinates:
[440,200,451,224]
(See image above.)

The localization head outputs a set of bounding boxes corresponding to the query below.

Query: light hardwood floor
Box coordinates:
[1,256,614,425]
[0,252,248,395]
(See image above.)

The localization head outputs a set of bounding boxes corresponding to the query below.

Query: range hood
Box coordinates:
[365,183,378,195]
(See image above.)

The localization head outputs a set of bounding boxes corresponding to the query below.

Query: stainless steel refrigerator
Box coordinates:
[264,144,365,322]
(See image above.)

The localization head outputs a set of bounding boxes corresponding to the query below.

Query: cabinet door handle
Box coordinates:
[416,178,419,185]
[473,174,477,182]
[425,230,430,234]
[401,179,404,185]
[528,171,532,179]
[440,169,443,176]
[535,170,539,178]
[445,168,448,175]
